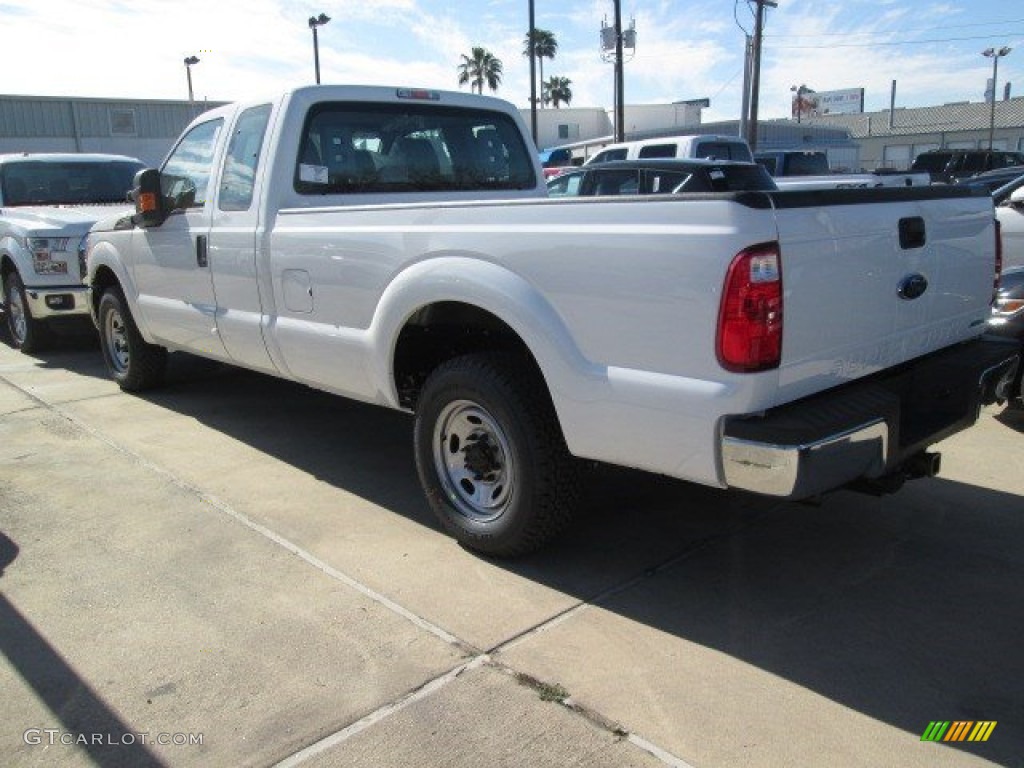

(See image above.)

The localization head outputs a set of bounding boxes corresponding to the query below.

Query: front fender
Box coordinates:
[86,236,155,342]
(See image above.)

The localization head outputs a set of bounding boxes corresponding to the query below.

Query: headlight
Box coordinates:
[22,236,70,276]
[993,296,1024,318]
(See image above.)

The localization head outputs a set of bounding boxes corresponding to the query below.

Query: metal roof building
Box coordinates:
[0,94,224,166]
[798,97,1024,170]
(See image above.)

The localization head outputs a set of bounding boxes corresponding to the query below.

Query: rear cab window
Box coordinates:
[693,141,752,162]
[293,102,535,194]
[637,144,677,159]
[588,148,628,165]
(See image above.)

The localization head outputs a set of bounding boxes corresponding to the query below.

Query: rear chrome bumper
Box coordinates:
[721,337,1020,499]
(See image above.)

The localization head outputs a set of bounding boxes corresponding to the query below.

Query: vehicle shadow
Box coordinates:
[995,403,1024,433]
[16,348,1024,766]
[0,532,166,767]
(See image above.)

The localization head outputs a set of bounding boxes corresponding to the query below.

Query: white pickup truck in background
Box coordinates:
[0,153,144,351]
[84,85,1019,556]
[755,149,930,190]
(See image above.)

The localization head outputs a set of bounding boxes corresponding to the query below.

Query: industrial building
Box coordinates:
[0,94,222,166]
[799,97,1024,170]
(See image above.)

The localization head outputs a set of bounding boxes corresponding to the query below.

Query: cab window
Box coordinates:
[161,118,224,210]
[637,144,677,159]
[294,101,535,194]
[219,105,272,211]
[588,148,628,165]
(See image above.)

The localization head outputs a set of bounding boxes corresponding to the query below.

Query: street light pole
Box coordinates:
[983,46,1012,151]
[183,55,200,102]
[309,13,331,84]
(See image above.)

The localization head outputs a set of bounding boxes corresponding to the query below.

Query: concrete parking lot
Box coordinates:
[1,329,1022,768]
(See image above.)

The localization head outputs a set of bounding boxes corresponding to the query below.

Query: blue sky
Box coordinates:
[1,0,1022,122]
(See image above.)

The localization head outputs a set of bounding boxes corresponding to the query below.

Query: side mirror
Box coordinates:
[1010,186,1024,207]
[130,169,166,228]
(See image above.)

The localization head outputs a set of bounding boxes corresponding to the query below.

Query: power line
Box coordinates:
[770,31,1024,50]
[766,17,1024,39]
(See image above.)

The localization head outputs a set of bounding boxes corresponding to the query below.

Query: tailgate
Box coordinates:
[768,187,996,404]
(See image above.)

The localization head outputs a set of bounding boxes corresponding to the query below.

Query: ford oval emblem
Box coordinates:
[898,273,929,300]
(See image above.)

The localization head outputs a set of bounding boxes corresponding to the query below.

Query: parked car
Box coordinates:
[546,158,777,196]
[1,153,144,352]
[584,134,754,165]
[911,149,1024,184]
[955,166,1024,195]
[538,147,576,179]
[994,173,1024,270]
[989,266,1024,407]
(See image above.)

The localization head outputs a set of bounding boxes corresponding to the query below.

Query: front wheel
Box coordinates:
[4,271,51,353]
[97,287,167,391]
[414,353,580,557]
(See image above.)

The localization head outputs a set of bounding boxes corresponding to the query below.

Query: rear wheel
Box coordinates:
[4,271,51,353]
[414,352,580,557]
[98,287,167,391]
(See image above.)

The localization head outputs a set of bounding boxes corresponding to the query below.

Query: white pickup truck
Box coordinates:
[1,153,144,351]
[85,85,1019,556]
[754,150,930,190]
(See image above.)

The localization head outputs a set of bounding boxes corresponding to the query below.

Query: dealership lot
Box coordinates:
[1,335,1022,768]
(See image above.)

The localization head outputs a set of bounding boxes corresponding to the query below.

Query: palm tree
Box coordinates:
[523,29,558,108]
[458,47,503,94]
[544,76,573,108]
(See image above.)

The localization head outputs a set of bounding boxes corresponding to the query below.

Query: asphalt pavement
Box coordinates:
[1,329,1021,768]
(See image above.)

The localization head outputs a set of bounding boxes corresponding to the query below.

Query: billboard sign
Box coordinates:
[792,87,865,119]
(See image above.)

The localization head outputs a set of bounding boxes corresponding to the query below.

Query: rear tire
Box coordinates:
[98,287,167,391]
[413,352,580,557]
[4,271,52,353]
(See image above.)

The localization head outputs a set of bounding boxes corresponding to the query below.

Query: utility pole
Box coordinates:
[744,0,777,151]
[739,35,752,140]
[614,0,625,142]
[528,0,538,145]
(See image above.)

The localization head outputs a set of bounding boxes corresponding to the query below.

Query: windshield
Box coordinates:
[0,160,144,206]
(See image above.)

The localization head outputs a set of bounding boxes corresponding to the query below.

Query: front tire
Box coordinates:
[4,271,51,353]
[414,353,580,557]
[98,287,167,391]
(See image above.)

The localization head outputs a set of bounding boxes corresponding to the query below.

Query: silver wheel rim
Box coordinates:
[7,282,27,344]
[103,306,130,374]
[432,399,515,523]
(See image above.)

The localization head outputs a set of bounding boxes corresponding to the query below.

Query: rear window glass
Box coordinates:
[589,148,628,164]
[638,144,677,159]
[698,165,776,192]
[784,153,830,175]
[693,141,753,162]
[669,165,776,193]
[294,102,535,194]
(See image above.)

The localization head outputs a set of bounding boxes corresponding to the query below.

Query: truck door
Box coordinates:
[208,103,278,373]
[132,117,229,359]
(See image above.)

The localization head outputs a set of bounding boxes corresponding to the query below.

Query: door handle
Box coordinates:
[196,235,208,268]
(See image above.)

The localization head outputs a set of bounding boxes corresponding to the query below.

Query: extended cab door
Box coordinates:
[207,103,278,373]
[132,117,229,358]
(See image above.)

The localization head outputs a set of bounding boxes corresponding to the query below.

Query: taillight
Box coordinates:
[994,218,1003,302]
[717,242,783,372]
